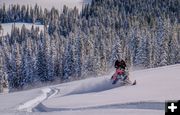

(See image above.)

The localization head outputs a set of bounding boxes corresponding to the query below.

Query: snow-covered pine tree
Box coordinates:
[0,47,5,92]
[134,34,148,68]
[159,18,171,66]
[62,36,74,80]
[74,30,82,78]
[154,17,165,66]
[146,29,154,68]
[129,27,140,67]
[110,35,123,64]
[81,31,94,77]
[21,38,34,88]
[36,34,48,82]
[12,41,23,89]
[134,29,151,68]
[0,63,9,93]
[45,31,54,82]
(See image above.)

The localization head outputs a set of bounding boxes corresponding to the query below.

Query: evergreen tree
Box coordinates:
[0,47,9,92]
[63,38,74,80]
[36,39,48,82]
[74,31,82,78]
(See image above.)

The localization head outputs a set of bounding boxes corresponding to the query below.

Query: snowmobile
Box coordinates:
[111,69,136,86]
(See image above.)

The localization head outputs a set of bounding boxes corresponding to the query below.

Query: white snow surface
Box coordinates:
[0,64,180,115]
[0,0,91,11]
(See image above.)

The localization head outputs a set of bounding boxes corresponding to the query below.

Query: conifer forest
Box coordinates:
[0,0,179,91]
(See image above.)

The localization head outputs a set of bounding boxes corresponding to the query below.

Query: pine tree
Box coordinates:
[74,31,82,78]
[134,36,148,67]
[36,39,48,82]
[63,38,74,80]
[0,66,8,93]
[129,27,140,66]
[46,34,54,82]
[11,41,23,89]
[159,18,171,66]
[0,48,5,92]
[21,38,34,87]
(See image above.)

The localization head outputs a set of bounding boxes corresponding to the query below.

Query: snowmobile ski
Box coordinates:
[132,80,136,85]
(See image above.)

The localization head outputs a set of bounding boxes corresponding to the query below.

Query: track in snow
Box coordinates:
[17,87,59,112]
[34,102,164,112]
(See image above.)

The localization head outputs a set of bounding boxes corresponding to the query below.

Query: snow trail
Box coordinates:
[17,87,59,112]
[34,101,164,112]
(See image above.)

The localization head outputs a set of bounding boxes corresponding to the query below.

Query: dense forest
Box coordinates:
[0,0,179,91]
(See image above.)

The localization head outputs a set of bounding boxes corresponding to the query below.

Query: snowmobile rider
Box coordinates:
[115,59,126,70]
[111,59,129,84]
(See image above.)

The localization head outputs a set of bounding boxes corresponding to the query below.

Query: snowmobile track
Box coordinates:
[34,101,164,112]
[17,87,59,112]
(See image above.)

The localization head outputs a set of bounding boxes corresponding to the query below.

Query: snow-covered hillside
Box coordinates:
[0,0,91,11]
[0,64,180,115]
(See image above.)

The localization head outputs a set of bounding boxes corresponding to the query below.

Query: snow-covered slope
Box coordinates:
[0,0,91,11]
[0,64,180,115]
